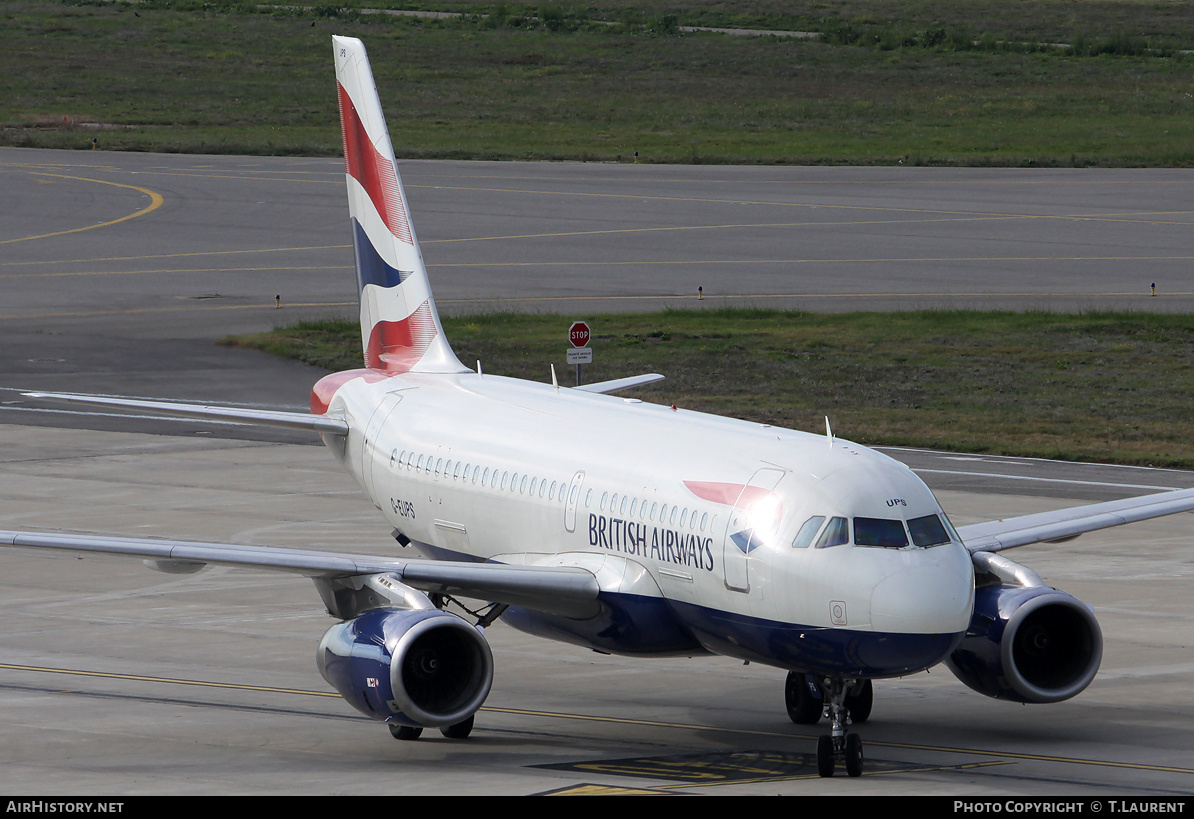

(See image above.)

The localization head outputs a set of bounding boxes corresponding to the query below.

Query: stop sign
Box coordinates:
[569,321,590,348]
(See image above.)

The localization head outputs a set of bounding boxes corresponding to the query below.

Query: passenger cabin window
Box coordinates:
[854,517,909,549]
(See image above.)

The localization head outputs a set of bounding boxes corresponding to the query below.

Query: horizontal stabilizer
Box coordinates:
[573,373,665,394]
[24,392,349,435]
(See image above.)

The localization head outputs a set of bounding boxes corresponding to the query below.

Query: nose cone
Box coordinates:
[870,543,974,634]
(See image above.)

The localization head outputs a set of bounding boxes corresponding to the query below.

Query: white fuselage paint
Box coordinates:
[323,370,975,671]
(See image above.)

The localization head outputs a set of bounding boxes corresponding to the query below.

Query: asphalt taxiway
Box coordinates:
[1,148,1192,795]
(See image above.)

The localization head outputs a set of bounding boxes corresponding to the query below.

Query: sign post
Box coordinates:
[568,321,592,386]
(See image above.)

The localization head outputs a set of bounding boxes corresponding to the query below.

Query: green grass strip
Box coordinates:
[4,0,1194,165]
[224,309,1194,468]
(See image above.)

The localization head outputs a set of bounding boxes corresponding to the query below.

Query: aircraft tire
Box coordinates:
[389,724,423,741]
[816,735,835,777]
[845,679,873,723]
[785,671,822,724]
[845,733,864,777]
[440,714,475,739]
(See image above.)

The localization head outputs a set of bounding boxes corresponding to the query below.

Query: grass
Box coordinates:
[224,309,1194,468]
[3,0,1194,165]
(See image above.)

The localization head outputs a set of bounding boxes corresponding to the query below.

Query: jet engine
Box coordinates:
[945,584,1102,703]
[317,606,494,728]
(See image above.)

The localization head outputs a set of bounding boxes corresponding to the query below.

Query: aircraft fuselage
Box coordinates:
[322,370,976,678]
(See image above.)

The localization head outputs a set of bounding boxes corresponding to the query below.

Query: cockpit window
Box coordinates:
[814,516,849,548]
[853,517,909,549]
[792,516,825,548]
[908,514,951,547]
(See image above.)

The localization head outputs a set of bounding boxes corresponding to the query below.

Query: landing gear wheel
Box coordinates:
[388,724,423,741]
[785,671,822,725]
[816,735,835,777]
[845,733,864,777]
[813,676,868,778]
[440,714,474,739]
[845,679,873,723]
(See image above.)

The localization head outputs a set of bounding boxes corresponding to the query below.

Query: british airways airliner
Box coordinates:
[5,36,1194,778]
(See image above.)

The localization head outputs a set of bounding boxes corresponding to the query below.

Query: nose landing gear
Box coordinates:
[817,677,865,777]
[816,726,864,778]
[785,672,870,777]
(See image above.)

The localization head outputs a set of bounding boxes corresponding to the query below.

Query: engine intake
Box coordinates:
[317,607,493,727]
[945,584,1102,704]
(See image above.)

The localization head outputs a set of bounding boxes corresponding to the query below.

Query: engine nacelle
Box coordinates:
[945,584,1102,704]
[317,607,493,728]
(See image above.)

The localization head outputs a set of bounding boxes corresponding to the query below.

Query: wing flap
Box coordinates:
[957,486,1194,552]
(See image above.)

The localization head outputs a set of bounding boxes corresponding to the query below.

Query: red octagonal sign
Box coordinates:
[569,321,590,348]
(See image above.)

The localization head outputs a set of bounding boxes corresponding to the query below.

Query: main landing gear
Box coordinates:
[388,714,475,741]
[785,671,872,778]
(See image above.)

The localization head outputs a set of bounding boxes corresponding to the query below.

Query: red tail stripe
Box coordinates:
[337,82,413,246]
[364,300,437,373]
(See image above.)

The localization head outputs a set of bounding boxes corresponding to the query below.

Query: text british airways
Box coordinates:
[588,513,715,571]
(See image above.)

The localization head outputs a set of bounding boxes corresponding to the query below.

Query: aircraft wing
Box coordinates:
[0,529,600,619]
[956,486,1194,553]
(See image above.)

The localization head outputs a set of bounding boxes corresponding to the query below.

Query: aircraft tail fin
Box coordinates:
[332,36,466,374]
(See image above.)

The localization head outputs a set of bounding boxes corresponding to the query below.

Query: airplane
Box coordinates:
[4,35,1194,779]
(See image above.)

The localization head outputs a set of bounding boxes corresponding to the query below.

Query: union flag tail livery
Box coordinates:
[333,35,466,375]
